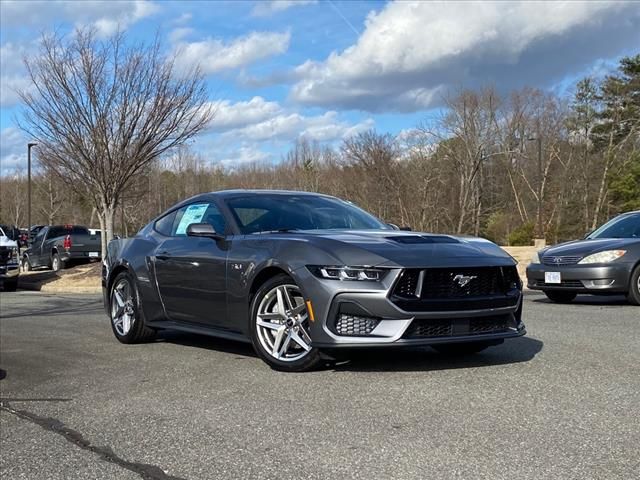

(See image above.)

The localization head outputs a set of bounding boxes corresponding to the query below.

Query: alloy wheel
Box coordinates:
[255,284,312,362]
[111,279,136,336]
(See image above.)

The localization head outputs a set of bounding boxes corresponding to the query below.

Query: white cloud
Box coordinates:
[251,0,317,17]
[208,97,283,131]
[173,31,290,74]
[0,42,33,107]
[224,110,373,143]
[218,146,270,170]
[169,27,194,44]
[0,127,27,176]
[0,0,159,34]
[176,31,290,73]
[197,96,374,169]
[289,0,640,112]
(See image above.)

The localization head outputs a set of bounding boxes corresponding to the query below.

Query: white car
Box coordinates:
[0,225,20,291]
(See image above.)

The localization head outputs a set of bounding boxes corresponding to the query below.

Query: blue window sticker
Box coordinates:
[175,203,209,235]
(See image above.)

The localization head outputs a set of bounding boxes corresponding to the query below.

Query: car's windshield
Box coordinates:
[587,213,640,239]
[225,194,390,234]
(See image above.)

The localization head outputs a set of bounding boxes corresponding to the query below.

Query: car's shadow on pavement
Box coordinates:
[156,331,258,358]
[157,331,543,372]
[331,337,544,372]
[532,294,630,307]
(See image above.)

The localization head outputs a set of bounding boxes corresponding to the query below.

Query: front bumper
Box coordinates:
[0,262,20,283]
[526,262,632,293]
[295,267,525,348]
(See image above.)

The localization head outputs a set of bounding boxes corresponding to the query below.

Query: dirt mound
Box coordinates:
[19,262,102,293]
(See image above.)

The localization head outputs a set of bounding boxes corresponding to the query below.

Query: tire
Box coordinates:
[51,253,65,272]
[2,280,18,292]
[22,257,32,272]
[627,265,640,306]
[544,290,577,303]
[109,271,156,344]
[249,274,322,372]
[432,341,498,355]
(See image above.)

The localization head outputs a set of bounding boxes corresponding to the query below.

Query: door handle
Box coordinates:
[156,251,171,261]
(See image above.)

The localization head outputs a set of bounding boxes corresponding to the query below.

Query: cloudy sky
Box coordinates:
[1,0,639,174]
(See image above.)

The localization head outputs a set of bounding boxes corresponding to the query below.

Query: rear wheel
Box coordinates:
[249,274,322,372]
[110,271,155,343]
[627,266,640,306]
[21,257,32,272]
[432,341,499,355]
[51,253,65,272]
[544,290,577,304]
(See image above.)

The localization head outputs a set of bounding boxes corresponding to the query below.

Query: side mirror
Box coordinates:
[388,223,400,230]
[399,226,412,231]
[186,223,224,240]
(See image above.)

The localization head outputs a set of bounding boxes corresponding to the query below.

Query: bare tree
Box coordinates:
[18,28,213,256]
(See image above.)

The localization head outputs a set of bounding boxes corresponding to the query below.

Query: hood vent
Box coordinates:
[387,235,459,244]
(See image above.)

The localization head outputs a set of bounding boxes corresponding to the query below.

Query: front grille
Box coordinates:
[391,266,520,312]
[402,314,512,339]
[541,255,582,266]
[334,314,380,336]
[534,280,584,288]
[420,267,503,298]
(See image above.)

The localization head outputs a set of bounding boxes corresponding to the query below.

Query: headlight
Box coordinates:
[578,250,626,264]
[307,265,388,281]
[530,252,541,264]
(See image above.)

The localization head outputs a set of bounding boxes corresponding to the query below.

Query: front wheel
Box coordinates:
[627,266,640,306]
[249,274,322,372]
[544,290,577,303]
[109,271,155,343]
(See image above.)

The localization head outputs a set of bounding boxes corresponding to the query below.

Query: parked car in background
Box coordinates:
[28,225,45,244]
[0,225,20,291]
[22,224,101,272]
[527,211,640,305]
[103,190,525,372]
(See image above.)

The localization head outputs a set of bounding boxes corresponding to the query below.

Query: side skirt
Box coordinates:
[147,320,251,344]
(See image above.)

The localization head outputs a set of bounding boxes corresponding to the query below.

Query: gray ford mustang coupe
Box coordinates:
[103,190,525,371]
[527,211,640,305]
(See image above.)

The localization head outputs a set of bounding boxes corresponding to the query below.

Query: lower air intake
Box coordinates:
[335,314,380,336]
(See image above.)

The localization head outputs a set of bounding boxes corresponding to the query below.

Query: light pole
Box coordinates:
[527,136,544,246]
[27,142,37,236]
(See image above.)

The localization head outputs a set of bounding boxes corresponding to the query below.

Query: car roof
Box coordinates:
[213,189,334,199]
[184,189,337,203]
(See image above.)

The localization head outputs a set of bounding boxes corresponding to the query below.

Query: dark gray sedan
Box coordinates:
[527,211,640,305]
[103,190,524,371]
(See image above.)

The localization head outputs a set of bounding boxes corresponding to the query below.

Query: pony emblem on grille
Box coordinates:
[453,274,477,287]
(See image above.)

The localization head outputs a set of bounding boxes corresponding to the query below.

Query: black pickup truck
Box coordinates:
[22,225,102,271]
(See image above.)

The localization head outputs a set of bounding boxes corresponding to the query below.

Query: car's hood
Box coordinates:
[0,235,18,248]
[281,230,514,268]
[542,237,639,257]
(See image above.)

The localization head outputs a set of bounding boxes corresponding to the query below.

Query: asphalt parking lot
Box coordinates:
[1,292,638,480]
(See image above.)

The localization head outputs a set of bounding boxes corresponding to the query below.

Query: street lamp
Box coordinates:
[27,142,37,237]
[527,136,544,246]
